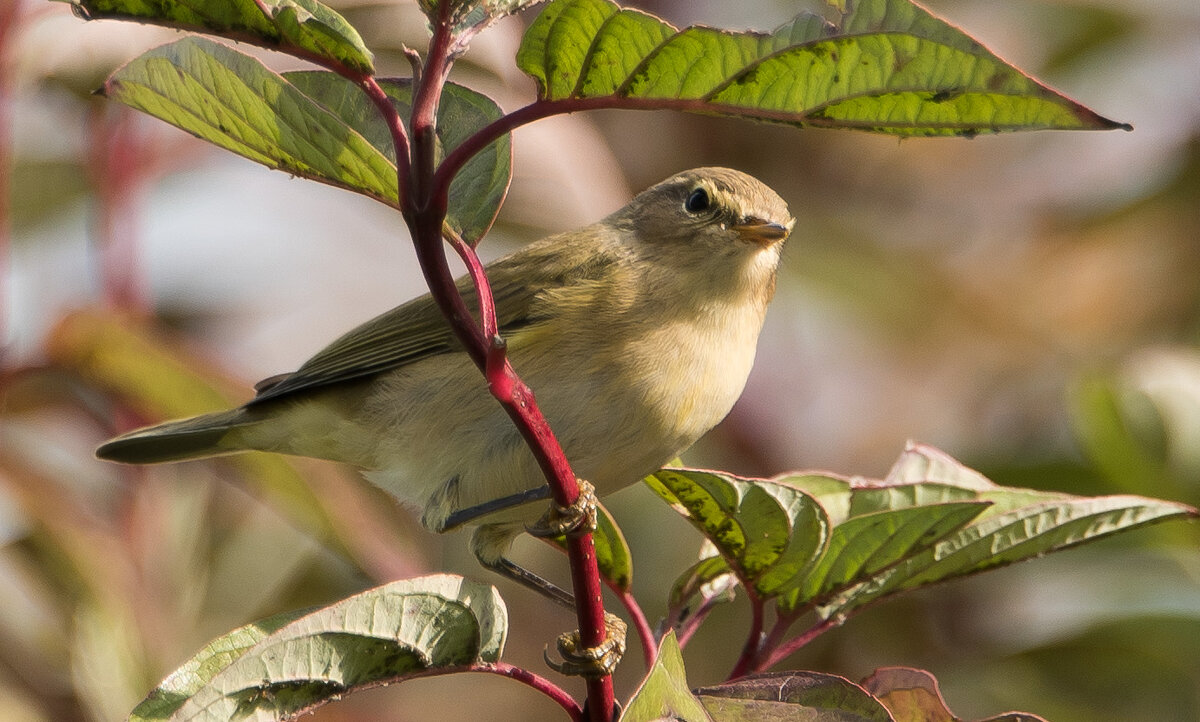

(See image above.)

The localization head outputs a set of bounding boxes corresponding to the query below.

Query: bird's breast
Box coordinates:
[628,299,766,444]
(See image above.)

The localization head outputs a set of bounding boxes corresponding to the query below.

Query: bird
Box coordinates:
[97,166,793,608]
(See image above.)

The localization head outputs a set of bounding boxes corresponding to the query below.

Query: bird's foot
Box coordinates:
[526,479,597,539]
[544,612,627,678]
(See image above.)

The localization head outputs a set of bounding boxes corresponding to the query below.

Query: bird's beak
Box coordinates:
[734,216,794,246]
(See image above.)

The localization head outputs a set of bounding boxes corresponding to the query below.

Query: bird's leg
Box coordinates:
[438,484,552,532]
[470,481,626,678]
[524,476,598,540]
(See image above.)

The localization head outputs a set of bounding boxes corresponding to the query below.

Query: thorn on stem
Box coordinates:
[487,334,514,399]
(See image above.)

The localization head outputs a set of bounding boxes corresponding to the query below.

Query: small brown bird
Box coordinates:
[98,167,793,570]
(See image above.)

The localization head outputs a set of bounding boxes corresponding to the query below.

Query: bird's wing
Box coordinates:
[247,239,617,404]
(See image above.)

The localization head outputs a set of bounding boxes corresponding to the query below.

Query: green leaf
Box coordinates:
[649,446,1195,627]
[818,451,1197,619]
[128,610,309,722]
[129,575,506,721]
[434,82,514,243]
[419,0,548,37]
[647,470,829,601]
[547,500,633,591]
[65,0,373,74]
[769,471,990,613]
[786,501,988,612]
[750,480,829,597]
[619,631,712,722]
[646,470,785,578]
[104,37,397,203]
[774,473,854,525]
[862,667,1049,722]
[696,670,893,722]
[517,0,1129,136]
[283,71,512,242]
[646,470,750,560]
[882,442,998,492]
[669,544,736,612]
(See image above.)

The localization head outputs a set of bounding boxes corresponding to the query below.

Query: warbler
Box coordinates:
[97,167,793,567]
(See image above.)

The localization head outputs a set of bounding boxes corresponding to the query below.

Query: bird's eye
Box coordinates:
[685,187,711,213]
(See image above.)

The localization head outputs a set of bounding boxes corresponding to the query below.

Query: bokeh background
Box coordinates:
[2,0,1198,720]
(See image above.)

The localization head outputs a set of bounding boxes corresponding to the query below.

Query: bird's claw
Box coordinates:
[528,481,622,677]
[544,613,627,678]
[526,479,597,539]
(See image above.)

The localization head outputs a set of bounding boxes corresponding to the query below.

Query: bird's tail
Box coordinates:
[96,409,257,464]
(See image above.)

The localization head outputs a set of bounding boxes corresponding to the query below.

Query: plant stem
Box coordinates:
[393,9,615,721]
[727,589,765,680]
[365,663,583,722]
[619,590,658,670]
[758,615,843,672]
[358,76,411,209]
[757,610,797,667]
[430,155,615,722]
[481,663,585,722]
[674,592,724,649]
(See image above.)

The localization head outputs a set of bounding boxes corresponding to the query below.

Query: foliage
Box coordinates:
[1,0,1193,720]
[128,575,506,721]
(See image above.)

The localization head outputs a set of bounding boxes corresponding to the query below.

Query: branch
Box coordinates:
[333,662,583,722]
[727,589,766,680]
[399,11,615,722]
[618,590,658,671]
[434,93,903,191]
[758,615,843,672]
[444,228,509,394]
[358,77,412,207]
[674,595,721,650]
[477,662,584,722]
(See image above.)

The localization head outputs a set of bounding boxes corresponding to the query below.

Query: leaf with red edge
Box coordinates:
[817,446,1197,620]
[104,37,396,203]
[862,667,1049,722]
[517,0,1130,136]
[697,670,893,721]
[64,0,373,73]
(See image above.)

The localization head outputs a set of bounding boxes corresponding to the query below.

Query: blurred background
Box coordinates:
[1,0,1198,720]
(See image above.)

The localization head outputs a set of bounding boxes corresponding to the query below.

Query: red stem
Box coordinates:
[433,96,733,192]
[619,590,658,671]
[756,611,797,666]
[327,662,583,722]
[433,94,850,189]
[358,77,411,210]
[727,589,765,680]
[391,10,615,721]
[447,235,515,399]
[758,615,842,672]
[479,662,585,721]
[674,601,714,649]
